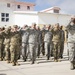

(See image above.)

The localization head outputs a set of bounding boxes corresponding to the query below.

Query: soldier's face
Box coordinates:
[14,28,18,31]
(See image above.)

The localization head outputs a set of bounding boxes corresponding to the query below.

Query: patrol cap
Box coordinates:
[8,26,11,29]
[5,25,10,29]
[13,25,18,28]
[32,23,36,26]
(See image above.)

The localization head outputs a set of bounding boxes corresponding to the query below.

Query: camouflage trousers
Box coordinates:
[60,41,64,58]
[22,43,28,60]
[53,42,60,60]
[10,45,20,62]
[28,43,36,61]
[4,44,10,61]
[44,42,52,57]
[36,43,42,57]
[0,44,4,59]
[41,42,45,55]
[68,43,75,62]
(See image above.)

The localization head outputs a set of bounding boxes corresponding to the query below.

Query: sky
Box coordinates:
[19,0,75,14]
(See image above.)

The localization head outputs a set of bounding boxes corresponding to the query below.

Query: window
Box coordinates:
[6,18,9,22]
[1,13,5,17]
[17,5,21,9]
[6,13,9,17]
[1,18,5,22]
[54,9,59,13]
[27,6,30,10]
[7,3,10,7]
[1,13,9,22]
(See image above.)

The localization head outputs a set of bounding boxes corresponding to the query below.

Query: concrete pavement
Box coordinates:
[0,56,75,75]
[0,43,75,75]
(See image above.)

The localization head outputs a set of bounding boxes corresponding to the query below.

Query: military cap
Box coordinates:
[32,23,36,26]
[8,26,11,29]
[13,25,18,28]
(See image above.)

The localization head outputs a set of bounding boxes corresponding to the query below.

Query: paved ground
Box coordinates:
[0,56,75,75]
[0,43,75,75]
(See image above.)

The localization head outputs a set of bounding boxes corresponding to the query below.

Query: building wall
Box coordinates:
[0,0,35,27]
[0,0,34,11]
[0,1,14,27]
[14,12,38,27]
[14,12,71,28]
[38,12,71,26]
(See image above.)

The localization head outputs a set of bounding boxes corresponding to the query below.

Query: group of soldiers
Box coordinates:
[0,17,75,70]
[0,23,65,66]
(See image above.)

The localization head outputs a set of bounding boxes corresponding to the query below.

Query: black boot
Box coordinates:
[70,62,74,70]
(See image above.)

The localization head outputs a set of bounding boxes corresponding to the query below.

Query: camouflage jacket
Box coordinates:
[10,31,22,45]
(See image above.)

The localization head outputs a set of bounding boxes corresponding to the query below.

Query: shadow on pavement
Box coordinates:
[0,74,6,75]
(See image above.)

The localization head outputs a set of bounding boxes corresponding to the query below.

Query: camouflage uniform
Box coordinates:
[60,29,65,58]
[41,29,46,56]
[36,30,42,58]
[66,23,75,70]
[52,27,61,62]
[10,25,22,66]
[3,28,11,62]
[21,28,29,61]
[44,30,53,60]
[28,29,37,64]
[0,28,4,61]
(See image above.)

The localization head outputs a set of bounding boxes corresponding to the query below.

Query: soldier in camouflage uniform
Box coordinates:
[0,27,4,61]
[66,17,75,70]
[60,26,65,59]
[51,23,61,62]
[3,26,11,63]
[10,25,22,66]
[44,25,53,60]
[28,23,38,64]
[41,27,46,56]
[36,26,42,58]
[21,25,29,61]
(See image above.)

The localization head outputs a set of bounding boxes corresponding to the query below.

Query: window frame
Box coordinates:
[1,13,9,22]
[54,9,59,13]
[17,5,21,9]
[7,3,10,7]
[27,6,30,10]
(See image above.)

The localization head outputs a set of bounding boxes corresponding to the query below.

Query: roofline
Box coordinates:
[41,6,61,12]
[13,11,73,16]
[1,0,35,6]
[38,12,72,16]
[14,1,35,6]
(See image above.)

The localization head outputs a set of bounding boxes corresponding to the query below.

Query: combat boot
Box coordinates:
[54,59,58,62]
[31,61,35,64]
[3,58,7,61]
[70,62,74,70]
[58,59,61,62]
[7,60,10,63]
[12,62,16,66]
[10,61,12,63]
[0,58,3,61]
[73,62,75,69]
[16,62,20,66]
